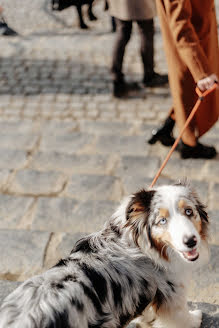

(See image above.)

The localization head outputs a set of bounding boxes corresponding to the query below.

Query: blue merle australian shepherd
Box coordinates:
[0,182,209,328]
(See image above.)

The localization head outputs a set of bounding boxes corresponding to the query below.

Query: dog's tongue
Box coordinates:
[187,249,197,256]
[183,249,199,261]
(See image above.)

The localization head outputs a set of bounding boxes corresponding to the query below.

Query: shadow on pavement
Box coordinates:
[0,57,111,96]
[0,57,170,98]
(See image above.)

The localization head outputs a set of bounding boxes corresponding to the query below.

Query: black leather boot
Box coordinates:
[143,72,168,87]
[178,141,217,159]
[148,116,175,146]
[113,80,140,98]
[0,20,17,36]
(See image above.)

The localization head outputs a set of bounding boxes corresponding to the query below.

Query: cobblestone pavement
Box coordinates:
[0,0,218,326]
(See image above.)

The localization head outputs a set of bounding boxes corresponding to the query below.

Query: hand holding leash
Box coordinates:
[150,82,218,188]
[197,74,218,92]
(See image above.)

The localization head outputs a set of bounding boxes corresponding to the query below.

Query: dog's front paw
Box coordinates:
[189,310,202,328]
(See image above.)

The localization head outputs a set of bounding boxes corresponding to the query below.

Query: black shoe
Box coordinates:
[104,0,109,11]
[51,0,72,10]
[113,80,140,98]
[148,116,175,146]
[0,22,17,36]
[88,11,97,21]
[179,141,217,159]
[80,22,89,29]
[143,72,168,87]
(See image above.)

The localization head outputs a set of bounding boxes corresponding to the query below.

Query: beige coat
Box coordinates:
[109,0,156,21]
[156,0,219,137]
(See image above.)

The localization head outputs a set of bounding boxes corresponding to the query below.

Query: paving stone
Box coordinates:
[8,170,67,196]
[39,133,94,154]
[0,169,11,189]
[65,174,122,201]
[0,195,34,229]
[208,211,219,245]
[96,135,150,155]
[56,233,87,257]
[0,149,28,169]
[72,200,118,233]
[203,125,219,139]
[137,109,157,120]
[199,310,219,328]
[162,158,208,181]
[31,152,110,174]
[188,302,219,316]
[0,230,50,280]
[122,176,152,195]
[86,109,99,118]
[204,159,219,182]
[79,121,134,135]
[116,156,160,179]
[122,176,175,195]
[188,245,219,304]
[189,180,209,205]
[210,183,219,210]
[0,120,36,134]
[139,123,156,139]
[44,232,88,268]
[0,134,38,151]
[42,121,77,135]
[32,197,78,232]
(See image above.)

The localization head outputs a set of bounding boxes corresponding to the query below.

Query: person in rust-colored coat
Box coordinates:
[149,0,219,159]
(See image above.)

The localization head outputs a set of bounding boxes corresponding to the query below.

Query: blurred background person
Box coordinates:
[148,0,219,159]
[108,0,168,98]
[0,5,17,36]
[104,1,116,32]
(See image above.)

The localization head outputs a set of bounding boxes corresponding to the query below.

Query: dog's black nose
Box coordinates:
[183,235,197,248]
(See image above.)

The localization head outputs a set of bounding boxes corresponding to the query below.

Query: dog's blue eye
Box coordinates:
[159,218,167,225]
[185,209,193,216]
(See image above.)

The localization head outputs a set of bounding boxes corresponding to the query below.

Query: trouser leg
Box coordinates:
[111,16,116,32]
[137,19,154,79]
[111,19,132,82]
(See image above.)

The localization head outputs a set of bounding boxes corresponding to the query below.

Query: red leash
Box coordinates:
[149,82,218,189]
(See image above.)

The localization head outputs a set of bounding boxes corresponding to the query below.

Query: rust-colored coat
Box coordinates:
[156,0,219,137]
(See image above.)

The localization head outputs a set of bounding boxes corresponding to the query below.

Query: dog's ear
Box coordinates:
[177,181,209,223]
[195,198,209,240]
[196,201,208,222]
[125,189,155,247]
[188,187,208,223]
[189,188,209,240]
[126,189,155,221]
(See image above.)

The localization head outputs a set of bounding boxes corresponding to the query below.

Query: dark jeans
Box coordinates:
[111,18,154,82]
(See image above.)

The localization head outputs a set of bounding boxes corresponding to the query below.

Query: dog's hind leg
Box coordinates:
[76,5,88,29]
[88,1,97,21]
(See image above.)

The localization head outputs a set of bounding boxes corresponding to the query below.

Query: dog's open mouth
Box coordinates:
[182,249,199,261]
